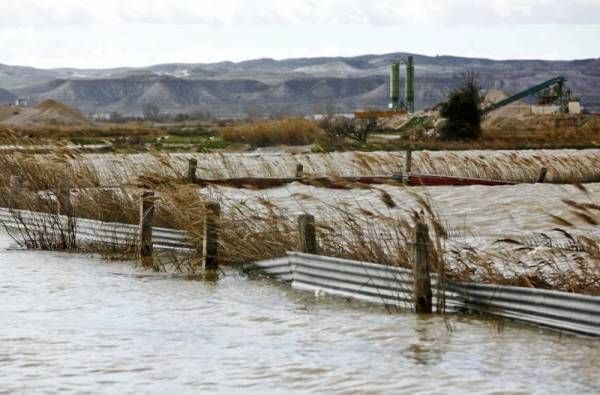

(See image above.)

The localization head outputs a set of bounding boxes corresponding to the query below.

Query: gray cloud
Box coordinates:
[117,0,600,26]
[0,0,598,68]
[1,0,599,29]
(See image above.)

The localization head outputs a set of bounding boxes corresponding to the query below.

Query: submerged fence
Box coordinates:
[0,207,193,251]
[250,252,600,337]
[1,204,598,337]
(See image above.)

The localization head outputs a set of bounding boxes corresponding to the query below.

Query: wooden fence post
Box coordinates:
[57,189,74,216]
[10,175,22,193]
[187,158,198,183]
[414,221,432,314]
[295,163,304,178]
[403,149,413,184]
[202,201,221,271]
[58,188,76,248]
[537,167,548,183]
[139,191,155,259]
[405,149,413,174]
[298,214,317,254]
[9,176,22,208]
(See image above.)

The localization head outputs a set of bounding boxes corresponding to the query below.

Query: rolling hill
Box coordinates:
[1,53,599,116]
[0,87,16,104]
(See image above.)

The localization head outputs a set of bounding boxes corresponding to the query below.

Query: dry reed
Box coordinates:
[220,118,322,147]
[0,143,597,294]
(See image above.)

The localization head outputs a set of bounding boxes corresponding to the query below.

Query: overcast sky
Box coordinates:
[1,0,599,69]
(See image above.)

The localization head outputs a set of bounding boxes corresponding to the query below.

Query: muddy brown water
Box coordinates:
[1,234,598,394]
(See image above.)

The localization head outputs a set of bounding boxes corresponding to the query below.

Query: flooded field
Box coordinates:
[46,149,600,185]
[7,149,600,247]
[2,147,599,293]
[1,233,599,394]
[204,182,600,241]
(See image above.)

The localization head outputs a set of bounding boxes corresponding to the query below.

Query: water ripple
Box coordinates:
[1,233,599,394]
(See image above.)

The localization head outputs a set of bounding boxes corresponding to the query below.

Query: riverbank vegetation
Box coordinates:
[219,118,322,147]
[2,111,600,154]
[0,149,598,295]
[439,71,482,140]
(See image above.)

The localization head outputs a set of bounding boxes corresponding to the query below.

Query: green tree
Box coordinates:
[440,71,482,139]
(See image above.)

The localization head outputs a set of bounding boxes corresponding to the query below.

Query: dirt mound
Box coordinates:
[484,114,600,132]
[1,100,93,127]
[483,117,528,131]
[580,115,600,131]
[379,114,410,129]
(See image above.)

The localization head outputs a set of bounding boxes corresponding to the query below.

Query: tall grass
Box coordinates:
[0,123,166,142]
[220,118,322,147]
[0,142,598,294]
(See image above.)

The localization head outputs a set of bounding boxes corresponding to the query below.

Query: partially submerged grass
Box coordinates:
[3,147,598,190]
[451,232,599,295]
[450,185,600,294]
[0,145,598,294]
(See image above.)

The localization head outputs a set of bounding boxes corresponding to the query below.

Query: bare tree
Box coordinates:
[318,116,378,143]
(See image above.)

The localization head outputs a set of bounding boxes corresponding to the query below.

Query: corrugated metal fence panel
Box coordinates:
[253,252,460,312]
[252,256,294,282]
[0,208,193,251]
[250,252,600,337]
[446,282,600,336]
[291,253,416,310]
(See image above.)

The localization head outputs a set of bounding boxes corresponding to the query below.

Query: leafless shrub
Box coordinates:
[318,116,379,143]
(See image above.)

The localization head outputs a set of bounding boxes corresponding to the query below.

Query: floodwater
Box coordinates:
[206,182,600,243]
[1,234,598,394]
[71,149,600,185]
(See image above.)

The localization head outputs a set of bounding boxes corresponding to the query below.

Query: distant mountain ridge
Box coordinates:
[0,87,16,103]
[1,53,599,116]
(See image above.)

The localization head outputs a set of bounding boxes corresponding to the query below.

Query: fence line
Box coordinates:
[1,205,598,336]
[249,252,600,337]
[0,207,193,251]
